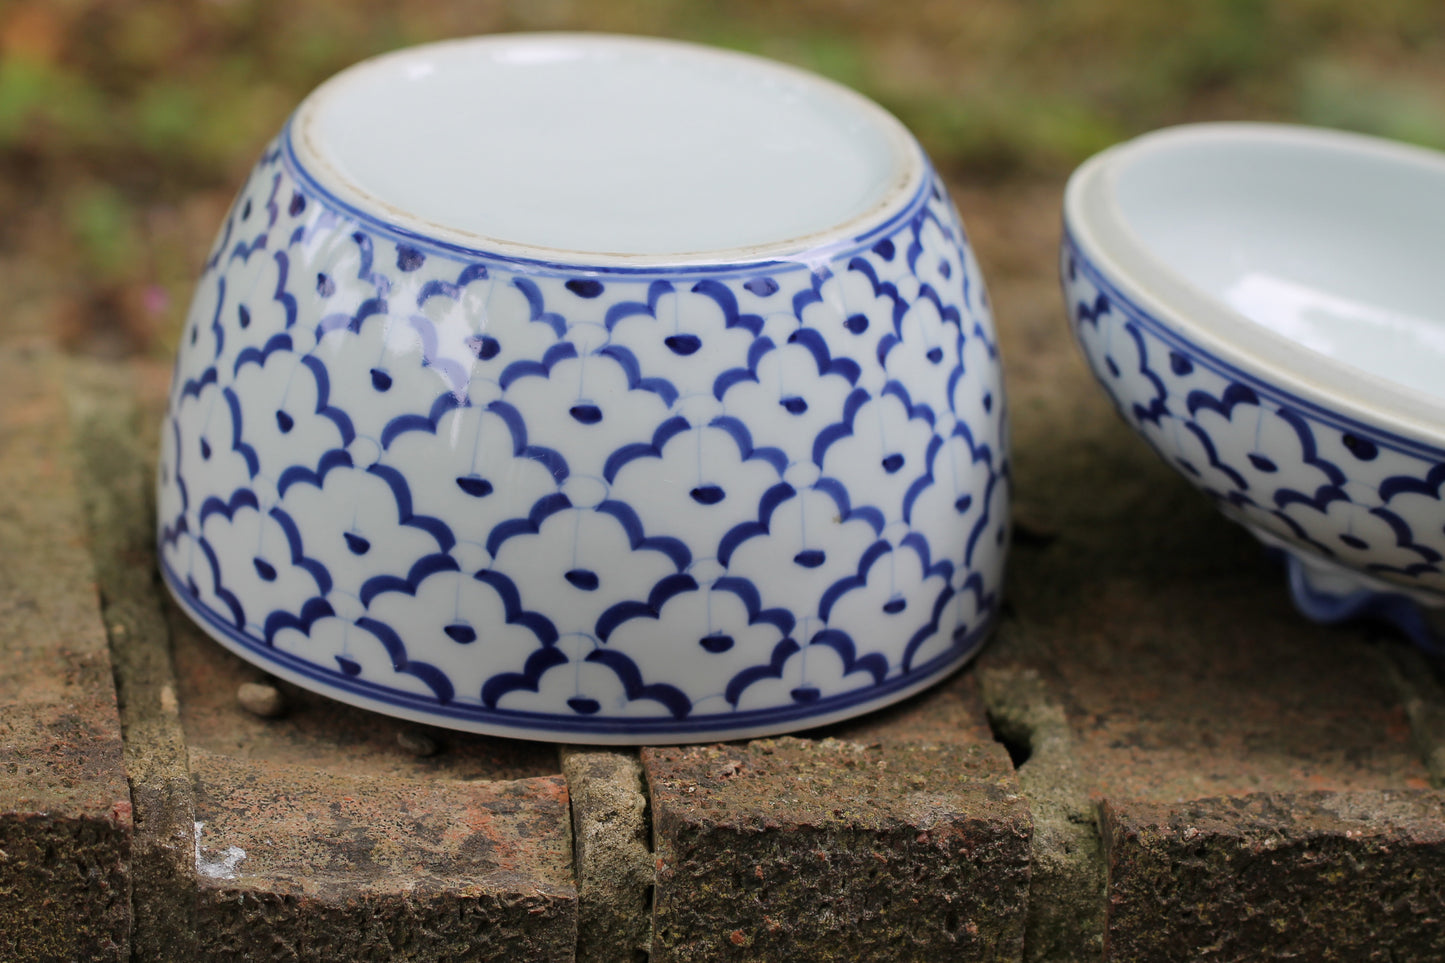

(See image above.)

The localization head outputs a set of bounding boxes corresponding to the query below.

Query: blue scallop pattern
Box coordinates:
[1064,231,1445,628]
[157,131,1009,738]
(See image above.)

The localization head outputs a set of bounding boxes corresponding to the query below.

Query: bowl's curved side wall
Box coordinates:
[1065,123,1445,450]
[1062,229,1445,602]
[155,140,1009,741]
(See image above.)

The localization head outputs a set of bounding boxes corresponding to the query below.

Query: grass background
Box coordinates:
[3,0,1444,355]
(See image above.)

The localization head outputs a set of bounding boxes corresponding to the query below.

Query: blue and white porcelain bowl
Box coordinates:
[1063,123,1445,650]
[158,34,1009,743]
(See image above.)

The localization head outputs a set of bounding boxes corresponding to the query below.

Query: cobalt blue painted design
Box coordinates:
[157,130,1009,741]
[1064,231,1445,647]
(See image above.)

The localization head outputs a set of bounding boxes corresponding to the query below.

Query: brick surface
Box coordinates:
[71,359,200,958]
[1381,645,1445,787]
[1033,579,1427,801]
[562,748,654,963]
[1102,792,1445,962]
[644,673,1032,963]
[0,345,132,961]
[976,665,1105,963]
[190,750,577,961]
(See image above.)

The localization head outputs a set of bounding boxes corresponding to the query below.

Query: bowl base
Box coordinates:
[161,558,996,745]
[1241,522,1445,655]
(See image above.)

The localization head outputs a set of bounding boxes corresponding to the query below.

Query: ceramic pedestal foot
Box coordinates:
[1249,525,1445,655]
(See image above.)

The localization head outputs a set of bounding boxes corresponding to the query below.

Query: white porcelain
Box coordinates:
[158,34,1010,743]
[1063,122,1445,649]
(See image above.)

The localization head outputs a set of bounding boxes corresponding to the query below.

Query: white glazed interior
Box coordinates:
[1066,123,1445,442]
[291,33,923,261]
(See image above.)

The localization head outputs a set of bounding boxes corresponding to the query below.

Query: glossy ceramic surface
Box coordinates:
[1063,123,1445,649]
[159,34,1010,743]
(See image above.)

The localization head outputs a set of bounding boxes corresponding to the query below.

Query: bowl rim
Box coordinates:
[1063,121,1445,451]
[287,32,929,271]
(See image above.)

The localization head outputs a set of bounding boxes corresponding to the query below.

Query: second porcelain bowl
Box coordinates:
[158,34,1010,743]
[1063,123,1445,649]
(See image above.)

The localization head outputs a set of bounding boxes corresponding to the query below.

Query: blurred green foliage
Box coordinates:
[2,0,1444,354]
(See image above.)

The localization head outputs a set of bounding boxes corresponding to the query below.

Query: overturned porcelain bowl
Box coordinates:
[157,34,1009,743]
[1064,122,1445,649]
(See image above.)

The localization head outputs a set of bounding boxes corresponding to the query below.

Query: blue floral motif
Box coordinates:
[157,127,1010,740]
[1063,232,1445,649]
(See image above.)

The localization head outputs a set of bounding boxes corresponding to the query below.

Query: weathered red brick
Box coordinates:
[190,750,577,961]
[1103,791,1445,962]
[644,675,1031,963]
